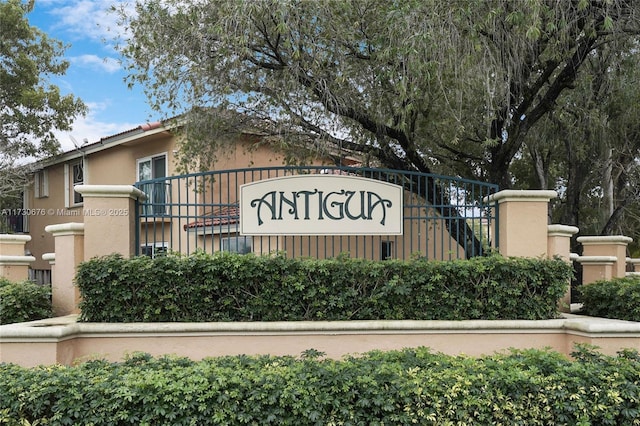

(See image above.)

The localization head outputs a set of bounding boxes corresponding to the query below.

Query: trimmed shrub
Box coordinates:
[579,276,640,321]
[75,252,572,322]
[1,346,639,425]
[0,278,51,325]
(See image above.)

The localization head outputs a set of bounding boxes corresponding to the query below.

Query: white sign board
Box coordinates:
[240,175,403,235]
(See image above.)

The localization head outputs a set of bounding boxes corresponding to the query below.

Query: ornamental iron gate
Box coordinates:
[135,166,498,260]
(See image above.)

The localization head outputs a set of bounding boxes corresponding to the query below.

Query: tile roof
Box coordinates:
[183,204,240,230]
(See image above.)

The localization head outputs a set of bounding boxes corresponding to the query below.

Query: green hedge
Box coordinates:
[1,346,639,425]
[579,276,640,321]
[75,252,571,322]
[0,278,51,325]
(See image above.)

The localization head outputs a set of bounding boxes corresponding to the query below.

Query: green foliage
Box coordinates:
[1,346,640,425]
[114,0,640,246]
[75,252,571,322]
[0,0,86,158]
[0,0,86,201]
[0,278,51,325]
[579,276,640,321]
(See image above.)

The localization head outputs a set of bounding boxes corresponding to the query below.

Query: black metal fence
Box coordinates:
[135,166,499,261]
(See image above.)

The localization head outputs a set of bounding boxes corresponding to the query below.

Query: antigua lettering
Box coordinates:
[240,175,403,235]
[250,189,393,226]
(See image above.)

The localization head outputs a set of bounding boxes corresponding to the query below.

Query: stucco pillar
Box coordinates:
[626,258,640,274]
[576,256,617,285]
[74,185,146,259]
[577,235,632,279]
[0,234,35,282]
[44,223,84,316]
[485,190,557,258]
[547,224,579,312]
[547,225,579,261]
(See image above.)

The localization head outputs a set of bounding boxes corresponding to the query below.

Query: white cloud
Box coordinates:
[41,0,133,43]
[71,54,121,73]
[50,0,117,41]
[56,102,141,152]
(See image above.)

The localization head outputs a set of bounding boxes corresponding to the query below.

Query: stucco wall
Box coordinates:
[2,314,640,367]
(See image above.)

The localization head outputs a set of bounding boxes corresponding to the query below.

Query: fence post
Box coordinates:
[0,234,35,282]
[44,223,84,316]
[547,225,579,312]
[485,190,557,257]
[576,236,632,285]
[74,185,146,259]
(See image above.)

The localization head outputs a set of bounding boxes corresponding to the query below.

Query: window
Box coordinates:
[64,160,84,207]
[140,242,168,258]
[137,154,168,216]
[21,190,28,232]
[34,170,48,198]
[222,236,252,254]
[381,240,394,260]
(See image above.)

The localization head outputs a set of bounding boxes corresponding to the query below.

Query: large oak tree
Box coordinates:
[116,0,640,247]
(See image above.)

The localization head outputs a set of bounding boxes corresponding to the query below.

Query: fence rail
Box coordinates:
[135,166,498,261]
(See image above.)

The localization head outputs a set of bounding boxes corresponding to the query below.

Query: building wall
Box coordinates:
[26,161,79,270]
[27,131,178,270]
[26,127,481,268]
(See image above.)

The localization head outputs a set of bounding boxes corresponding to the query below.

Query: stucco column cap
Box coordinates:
[74,185,147,201]
[577,235,633,245]
[575,255,618,265]
[0,234,31,244]
[484,189,557,204]
[0,255,36,265]
[45,222,85,236]
[42,253,55,263]
[548,224,579,237]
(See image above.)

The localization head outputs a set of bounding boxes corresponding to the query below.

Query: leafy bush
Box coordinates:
[75,252,572,322]
[0,278,51,325]
[1,346,639,425]
[579,276,640,321]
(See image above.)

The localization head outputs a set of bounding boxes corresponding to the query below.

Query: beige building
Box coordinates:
[20,119,500,283]
[23,121,320,275]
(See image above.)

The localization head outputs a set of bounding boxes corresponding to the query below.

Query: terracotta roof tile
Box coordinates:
[183,204,240,230]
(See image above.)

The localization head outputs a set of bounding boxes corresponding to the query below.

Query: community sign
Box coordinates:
[240,175,403,235]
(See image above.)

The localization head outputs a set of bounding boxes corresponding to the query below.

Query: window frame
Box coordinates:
[136,152,168,182]
[381,240,394,260]
[136,152,169,216]
[140,242,168,258]
[34,170,49,198]
[64,158,85,208]
[221,236,253,254]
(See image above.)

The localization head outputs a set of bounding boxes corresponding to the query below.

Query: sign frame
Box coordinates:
[240,174,404,236]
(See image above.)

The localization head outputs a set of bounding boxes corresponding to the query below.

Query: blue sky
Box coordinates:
[28,0,154,152]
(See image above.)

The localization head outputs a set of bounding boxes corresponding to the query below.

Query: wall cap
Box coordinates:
[42,253,55,263]
[577,235,633,245]
[485,189,557,204]
[547,224,579,237]
[0,234,31,244]
[74,185,147,201]
[0,255,36,265]
[3,314,640,341]
[45,222,85,236]
[575,255,618,265]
